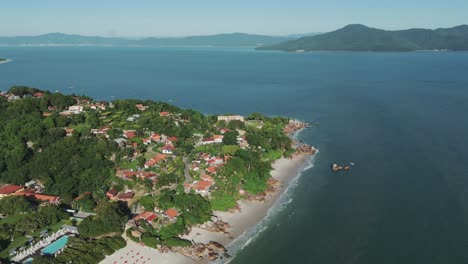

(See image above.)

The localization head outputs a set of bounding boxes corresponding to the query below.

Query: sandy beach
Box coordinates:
[102,154,310,264]
[183,154,311,263]
[100,239,193,264]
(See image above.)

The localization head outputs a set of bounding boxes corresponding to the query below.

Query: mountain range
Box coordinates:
[0,33,293,47]
[258,24,468,52]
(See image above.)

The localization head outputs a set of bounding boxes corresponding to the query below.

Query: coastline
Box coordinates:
[0,59,12,64]
[101,120,315,264]
[183,153,313,263]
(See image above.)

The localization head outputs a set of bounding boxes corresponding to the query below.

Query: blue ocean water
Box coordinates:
[1,47,468,264]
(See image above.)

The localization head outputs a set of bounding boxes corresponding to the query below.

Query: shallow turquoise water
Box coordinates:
[1,47,468,263]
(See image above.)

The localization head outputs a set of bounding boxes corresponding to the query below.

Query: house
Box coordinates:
[160,111,170,117]
[33,92,45,98]
[165,208,179,219]
[213,135,224,143]
[114,138,127,147]
[31,194,61,205]
[118,170,157,181]
[217,115,245,123]
[151,134,161,142]
[24,180,37,188]
[206,166,217,174]
[220,128,231,134]
[106,188,118,199]
[68,105,83,114]
[61,224,79,234]
[136,104,148,111]
[115,192,134,202]
[124,130,137,139]
[161,144,175,155]
[184,175,214,196]
[144,154,167,168]
[0,184,23,198]
[202,137,215,145]
[132,211,158,224]
[65,128,75,137]
[91,126,111,135]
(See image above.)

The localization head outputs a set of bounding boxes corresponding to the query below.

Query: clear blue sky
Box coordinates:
[1,0,467,37]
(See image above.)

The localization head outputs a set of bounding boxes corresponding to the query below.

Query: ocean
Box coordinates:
[1,46,468,264]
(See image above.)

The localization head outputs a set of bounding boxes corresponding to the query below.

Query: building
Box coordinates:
[217,115,245,123]
[132,211,158,225]
[161,144,175,155]
[0,184,24,198]
[106,188,118,199]
[68,105,83,114]
[165,208,179,220]
[144,154,167,168]
[184,175,214,196]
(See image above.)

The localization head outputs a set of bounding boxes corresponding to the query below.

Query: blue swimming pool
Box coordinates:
[23,258,33,264]
[41,236,69,255]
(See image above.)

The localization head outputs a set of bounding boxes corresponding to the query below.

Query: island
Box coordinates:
[0,86,315,264]
[0,58,6,62]
[257,24,468,52]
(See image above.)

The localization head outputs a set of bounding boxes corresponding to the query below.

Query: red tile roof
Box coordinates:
[125,131,137,139]
[165,208,178,219]
[163,144,175,151]
[160,112,170,116]
[133,211,156,221]
[116,192,134,200]
[0,184,23,195]
[145,154,167,167]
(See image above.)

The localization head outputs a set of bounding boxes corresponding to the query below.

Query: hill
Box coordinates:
[0,32,291,47]
[257,24,468,51]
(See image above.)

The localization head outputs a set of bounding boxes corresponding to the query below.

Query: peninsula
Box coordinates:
[0,86,315,264]
[257,24,468,52]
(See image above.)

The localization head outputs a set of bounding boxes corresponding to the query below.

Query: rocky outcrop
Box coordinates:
[173,241,229,261]
[199,220,231,234]
[331,164,351,172]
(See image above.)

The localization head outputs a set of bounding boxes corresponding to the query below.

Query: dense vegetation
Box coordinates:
[0,196,69,259]
[258,24,468,51]
[0,85,295,262]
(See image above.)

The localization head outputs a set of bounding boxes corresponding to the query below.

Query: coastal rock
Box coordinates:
[331,164,352,172]
[177,241,228,261]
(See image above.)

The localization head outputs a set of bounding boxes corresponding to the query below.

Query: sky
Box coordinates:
[1,0,467,37]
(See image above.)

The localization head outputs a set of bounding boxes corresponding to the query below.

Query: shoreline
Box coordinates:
[101,120,314,264]
[182,152,313,264]
[0,59,12,64]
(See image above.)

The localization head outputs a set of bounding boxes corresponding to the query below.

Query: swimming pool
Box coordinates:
[41,235,69,255]
[23,258,33,264]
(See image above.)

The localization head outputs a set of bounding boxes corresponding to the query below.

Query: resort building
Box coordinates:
[217,115,245,123]
[0,184,24,198]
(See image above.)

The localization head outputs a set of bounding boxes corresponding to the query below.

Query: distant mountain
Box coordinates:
[0,33,291,47]
[257,24,468,52]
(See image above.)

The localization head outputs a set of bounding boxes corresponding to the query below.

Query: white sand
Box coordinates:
[183,155,309,261]
[101,240,192,264]
[102,155,309,264]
